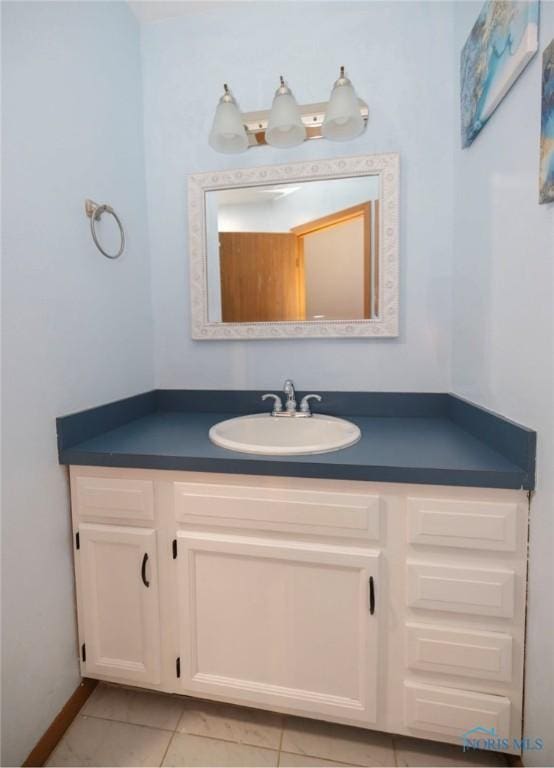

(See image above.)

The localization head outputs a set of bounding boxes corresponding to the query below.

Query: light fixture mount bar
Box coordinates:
[241,99,368,148]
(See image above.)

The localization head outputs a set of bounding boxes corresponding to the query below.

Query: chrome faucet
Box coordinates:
[261,380,322,417]
[283,379,297,414]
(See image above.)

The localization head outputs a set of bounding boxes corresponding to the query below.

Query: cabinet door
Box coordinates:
[78,524,161,684]
[177,531,380,724]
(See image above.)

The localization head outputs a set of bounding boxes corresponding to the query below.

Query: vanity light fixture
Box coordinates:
[208,84,249,154]
[208,67,368,152]
[266,76,306,148]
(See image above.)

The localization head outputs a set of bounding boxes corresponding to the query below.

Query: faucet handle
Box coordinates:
[299,394,322,414]
[261,393,283,414]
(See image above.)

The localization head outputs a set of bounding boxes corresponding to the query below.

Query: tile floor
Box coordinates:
[46,683,510,768]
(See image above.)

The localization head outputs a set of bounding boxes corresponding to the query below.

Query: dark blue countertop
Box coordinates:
[57,391,536,490]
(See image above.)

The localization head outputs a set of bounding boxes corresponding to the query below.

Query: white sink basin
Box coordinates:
[209,413,361,456]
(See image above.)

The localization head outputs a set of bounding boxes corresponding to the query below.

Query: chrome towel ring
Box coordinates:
[85,198,125,259]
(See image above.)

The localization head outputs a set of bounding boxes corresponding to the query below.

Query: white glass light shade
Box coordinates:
[209,87,248,154]
[322,69,364,142]
[266,79,306,148]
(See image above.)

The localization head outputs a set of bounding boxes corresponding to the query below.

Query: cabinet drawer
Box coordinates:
[406,562,515,618]
[404,681,511,739]
[406,623,513,682]
[75,476,154,523]
[174,482,381,540]
[407,497,518,551]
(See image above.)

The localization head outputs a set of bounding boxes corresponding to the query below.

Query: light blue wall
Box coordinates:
[452,4,554,766]
[141,1,455,391]
[1,2,153,764]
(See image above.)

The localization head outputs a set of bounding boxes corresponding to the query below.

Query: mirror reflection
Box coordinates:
[206,175,380,323]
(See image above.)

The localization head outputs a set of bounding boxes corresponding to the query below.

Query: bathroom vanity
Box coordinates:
[58,390,535,755]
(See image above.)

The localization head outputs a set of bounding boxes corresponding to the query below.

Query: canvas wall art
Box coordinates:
[461,0,539,148]
[540,39,554,204]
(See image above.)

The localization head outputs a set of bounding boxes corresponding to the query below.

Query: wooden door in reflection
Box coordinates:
[219,232,304,322]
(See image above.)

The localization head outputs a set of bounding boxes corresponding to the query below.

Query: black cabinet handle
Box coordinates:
[141,552,150,587]
[369,576,375,614]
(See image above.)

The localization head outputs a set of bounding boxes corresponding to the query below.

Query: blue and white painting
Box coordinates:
[540,39,554,204]
[461,0,539,148]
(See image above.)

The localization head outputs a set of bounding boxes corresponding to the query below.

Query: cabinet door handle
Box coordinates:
[141,552,150,588]
[369,576,375,615]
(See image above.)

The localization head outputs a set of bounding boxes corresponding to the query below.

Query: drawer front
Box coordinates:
[75,476,154,523]
[174,482,381,540]
[405,623,513,682]
[404,681,511,739]
[406,562,515,618]
[407,497,517,551]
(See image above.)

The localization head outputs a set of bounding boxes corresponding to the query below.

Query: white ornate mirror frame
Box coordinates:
[188,152,399,340]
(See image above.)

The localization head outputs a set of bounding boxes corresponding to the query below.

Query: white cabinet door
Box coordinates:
[77,524,161,684]
[177,531,380,724]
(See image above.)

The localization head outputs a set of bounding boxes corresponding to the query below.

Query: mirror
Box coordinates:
[189,153,399,339]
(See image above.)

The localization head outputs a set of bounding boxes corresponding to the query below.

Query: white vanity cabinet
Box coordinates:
[69,467,529,755]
